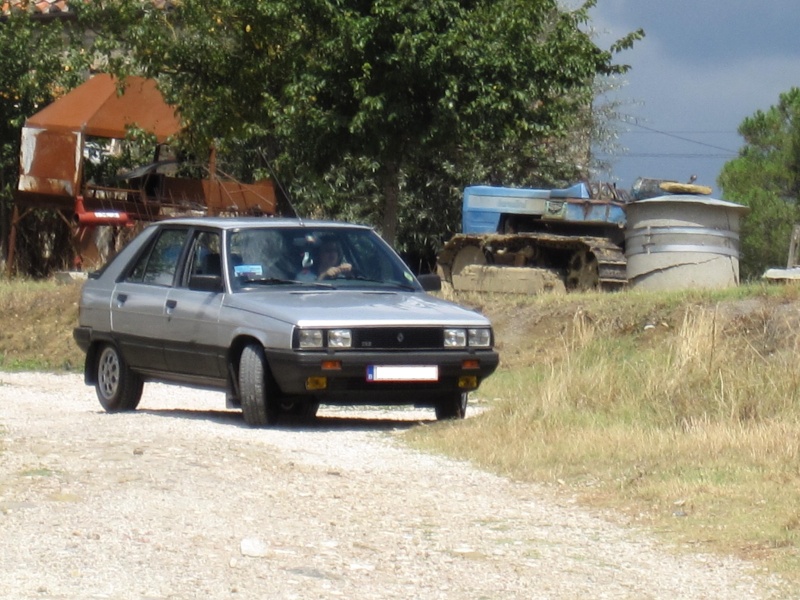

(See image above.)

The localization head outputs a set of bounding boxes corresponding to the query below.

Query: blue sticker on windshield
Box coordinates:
[235,264,263,277]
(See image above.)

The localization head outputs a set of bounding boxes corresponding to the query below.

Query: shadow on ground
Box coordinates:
[133,407,434,432]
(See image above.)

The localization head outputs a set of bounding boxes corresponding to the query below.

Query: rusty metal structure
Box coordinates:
[9,73,276,273]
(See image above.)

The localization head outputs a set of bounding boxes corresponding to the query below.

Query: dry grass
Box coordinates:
[409,283,800,580]
[0,278,83,371]
[4,275,800,578]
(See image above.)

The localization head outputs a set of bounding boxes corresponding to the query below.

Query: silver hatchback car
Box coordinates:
[73,218,499,425]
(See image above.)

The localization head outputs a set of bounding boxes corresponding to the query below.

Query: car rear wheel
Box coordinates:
[435,392,468,420]
[239,343,279,426]
[95,344,143,412]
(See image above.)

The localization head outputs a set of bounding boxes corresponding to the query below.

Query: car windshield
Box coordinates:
[227,226,421,292]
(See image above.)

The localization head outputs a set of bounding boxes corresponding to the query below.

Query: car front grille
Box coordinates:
[352,327,443,350]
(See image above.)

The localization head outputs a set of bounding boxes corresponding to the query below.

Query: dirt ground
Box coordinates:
[0,372,793,599]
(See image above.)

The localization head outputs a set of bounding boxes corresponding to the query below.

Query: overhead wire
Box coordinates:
[625,152,737,159]
[621,120,740,154]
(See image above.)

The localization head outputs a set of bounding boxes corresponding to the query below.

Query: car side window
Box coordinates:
[185,231,222,282]
[126,229,188,286]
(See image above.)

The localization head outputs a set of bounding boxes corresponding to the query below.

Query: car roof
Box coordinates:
[153,217,374,232]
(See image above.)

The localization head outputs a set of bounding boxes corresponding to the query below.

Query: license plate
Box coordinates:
[366,365,439,382]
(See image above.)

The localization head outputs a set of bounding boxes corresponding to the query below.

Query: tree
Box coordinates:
[0,9,87,269]
[719,88,800,279]
[77,0,641,253]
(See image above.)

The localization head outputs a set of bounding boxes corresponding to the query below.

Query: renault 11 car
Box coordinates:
[73,218,499,425]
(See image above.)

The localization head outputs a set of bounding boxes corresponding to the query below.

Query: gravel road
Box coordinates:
[0,372,792,599]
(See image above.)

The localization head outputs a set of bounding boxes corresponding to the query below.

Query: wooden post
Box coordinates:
[5,205,20,277]
[208,146,219,216]
[787,224,800,268]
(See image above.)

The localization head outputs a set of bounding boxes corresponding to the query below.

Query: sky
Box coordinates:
[584,0,800,198]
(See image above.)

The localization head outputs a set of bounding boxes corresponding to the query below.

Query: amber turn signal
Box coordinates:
[305,377,327,391]
[458,376,478,390]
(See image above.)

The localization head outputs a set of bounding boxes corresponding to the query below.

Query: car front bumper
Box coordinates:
[265,348,500,405]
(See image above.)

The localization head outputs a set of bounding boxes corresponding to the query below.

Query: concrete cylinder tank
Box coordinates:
[625,195,749,291]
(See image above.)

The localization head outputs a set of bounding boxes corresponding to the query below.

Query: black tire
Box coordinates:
[279,399,320,422]
[435,392,468,420]
[305,401,320,420]
[239,344,279,427]
[95,343,143,412]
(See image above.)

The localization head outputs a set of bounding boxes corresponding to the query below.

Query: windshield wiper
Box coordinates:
[350,275,417,291]
[240,277,302,286]
[240,277,336,290]
[242,277,338,289]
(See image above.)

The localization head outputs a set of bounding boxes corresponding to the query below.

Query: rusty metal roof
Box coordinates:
[2,0,178,19]
[1,0,71,17]
[25,73,181,142]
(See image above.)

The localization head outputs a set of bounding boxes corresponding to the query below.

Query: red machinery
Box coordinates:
[9,74,276,274]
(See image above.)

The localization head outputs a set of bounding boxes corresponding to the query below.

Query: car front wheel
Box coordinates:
[239,343,279,426]
[279,399,320,422]
[95,343,143,412]
[435,392,468,420]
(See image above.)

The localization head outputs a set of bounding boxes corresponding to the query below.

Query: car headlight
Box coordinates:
[444,328,467,348]
[298,329,324,349]
[468,328,492,348]
[328,329,352,348]
[444,328,492,348]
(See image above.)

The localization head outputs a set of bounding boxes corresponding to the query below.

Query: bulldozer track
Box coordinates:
[438,232,627,292]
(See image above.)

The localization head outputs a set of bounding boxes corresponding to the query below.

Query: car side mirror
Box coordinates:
[189,274,224,293]
[417,273,442,292]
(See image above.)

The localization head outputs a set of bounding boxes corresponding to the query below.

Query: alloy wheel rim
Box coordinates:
[98,349,120,399]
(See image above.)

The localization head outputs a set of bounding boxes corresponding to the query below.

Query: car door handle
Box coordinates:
[166,299,177,311]
[116,293,128,306]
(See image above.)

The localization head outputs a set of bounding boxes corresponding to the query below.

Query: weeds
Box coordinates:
[408,284,800,579]
[0,278,83,372]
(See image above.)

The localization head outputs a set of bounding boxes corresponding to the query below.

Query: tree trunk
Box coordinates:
[379,161,400,247]
[0,170,8,266]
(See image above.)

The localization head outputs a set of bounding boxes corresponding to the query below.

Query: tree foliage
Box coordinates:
[0,9,88,268]
[73,0,641,264]
[719,88,800,279]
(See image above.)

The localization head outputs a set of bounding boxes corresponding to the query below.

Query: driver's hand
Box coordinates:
[321,263,352,279]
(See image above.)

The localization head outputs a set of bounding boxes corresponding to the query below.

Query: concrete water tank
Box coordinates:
[625,195,749,291]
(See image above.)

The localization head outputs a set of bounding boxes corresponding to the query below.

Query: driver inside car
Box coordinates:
[297,238,352,281]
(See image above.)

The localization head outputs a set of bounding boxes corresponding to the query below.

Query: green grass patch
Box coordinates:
[0,354,77,372]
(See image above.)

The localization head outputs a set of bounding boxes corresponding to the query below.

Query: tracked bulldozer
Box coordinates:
[437,179,714,294]
[437,182,630,293]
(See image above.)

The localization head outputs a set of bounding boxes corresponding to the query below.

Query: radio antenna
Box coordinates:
[259,150,303,223]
